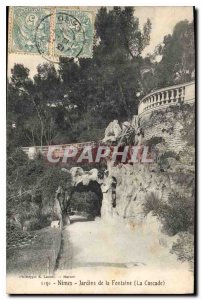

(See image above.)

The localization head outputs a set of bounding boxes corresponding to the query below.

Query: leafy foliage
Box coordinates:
[180,103,195,147]
[7,150,72,230]
[8,7,152,146]
[155,20,194,88]
[7,9,195,240]
[160,192,194,236]
[146,136,165,146]
[141,20,194,94]
[170,232,194,269]
[143,192,161,216]
[143,191,194,236]
[158,151,180,169]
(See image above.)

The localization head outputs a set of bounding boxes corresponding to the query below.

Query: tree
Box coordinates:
[7,64,35,148]
[95,7,151,59]
[154,20,195,88]
[7,149,73,230]
[33,63,62,106]
[8,7,152,146]
[58,7,151,141]
[7,63,63,147]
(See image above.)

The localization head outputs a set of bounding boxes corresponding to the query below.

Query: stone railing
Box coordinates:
[21,141,99,159]
[138,81,195,116]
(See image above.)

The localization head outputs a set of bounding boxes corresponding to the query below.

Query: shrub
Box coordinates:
[40,166,72,201]
[158,151,180,168]
[159,192,194,236]
[7,153,73,232]
[160,151,180,161]
[170,232,194,270]
[181,108,195,146]
[29,214,51,230]
[7,147,29,176]
[143,191,194,236]
[143,192,161,216]
[146,136,165,147]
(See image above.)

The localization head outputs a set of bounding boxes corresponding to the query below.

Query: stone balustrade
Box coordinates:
[138,81,195,116]
[21,81,195,159]
[21,141,100,159]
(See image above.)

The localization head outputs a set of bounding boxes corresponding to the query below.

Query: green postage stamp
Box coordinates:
[8,7,94,58]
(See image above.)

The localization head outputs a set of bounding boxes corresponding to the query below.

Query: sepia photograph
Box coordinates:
[6,5,195,294]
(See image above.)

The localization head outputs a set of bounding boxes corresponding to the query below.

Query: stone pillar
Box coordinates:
[28,146,37,159]
[165,90,169,101]
[181,86,185,101]
[145,97,148,110]
[151,96,154,107]
[170,89,174,101]
[175,88,179,101]
[144,99,147,111]
[154,94,157,104]
[161,92,165,101]
[153,94,156,105]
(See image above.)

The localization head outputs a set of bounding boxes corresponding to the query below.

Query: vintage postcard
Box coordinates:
[7,6,195,294]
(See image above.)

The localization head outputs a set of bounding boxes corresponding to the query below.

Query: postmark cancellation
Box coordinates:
[8,7,95,59]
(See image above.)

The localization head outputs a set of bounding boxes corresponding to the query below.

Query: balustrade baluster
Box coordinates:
[181,87,185,101]
[161,92,164,102]
[165,91,169,101]
[175,89,179,101]
[148,96,151,104]
[134,82,193,116]
[170,90,174,101]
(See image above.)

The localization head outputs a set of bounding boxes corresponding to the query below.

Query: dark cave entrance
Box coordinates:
[69,181,103,220]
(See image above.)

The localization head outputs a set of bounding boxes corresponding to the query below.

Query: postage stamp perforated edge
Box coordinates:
[8,7,51,56]
[54,8,95,58]
[8,6,96,59]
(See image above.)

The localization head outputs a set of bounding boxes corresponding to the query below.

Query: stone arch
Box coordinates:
[64,167,117,221]
[70,180,103,219]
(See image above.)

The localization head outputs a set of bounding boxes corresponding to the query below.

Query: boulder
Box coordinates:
[102,120,122,143]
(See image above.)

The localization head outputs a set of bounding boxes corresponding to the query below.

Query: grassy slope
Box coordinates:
[7,227,61,276]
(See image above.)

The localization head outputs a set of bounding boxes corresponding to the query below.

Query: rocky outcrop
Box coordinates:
[139,103,194,153]
[70,167,98,186]
[62,101,194,263]
[102,120,122,143]
[68,103,194,225]
[109,163,169,222]
[68,163,168,223]
[68,166,115,221]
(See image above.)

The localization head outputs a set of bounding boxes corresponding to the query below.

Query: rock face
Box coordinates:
[107,105,194,225]
[69,166,116,221]
[109,163,169,222]
[139,104,194,153]
[68,163,169,223]
[69,104,194,226]
[66,102,194,260]
[70,167,98,186]
[102,120,122,143]
[99,177,113,219]
[67,161,182,258]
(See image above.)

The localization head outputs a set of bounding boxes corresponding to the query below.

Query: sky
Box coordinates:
[135,6,193,56]
[7,6,194,78]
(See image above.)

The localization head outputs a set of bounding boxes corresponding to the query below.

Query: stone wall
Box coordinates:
[108,163,169,222]
[99,102,195,225]
[139,103,195,153]
[107,160,193,224]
